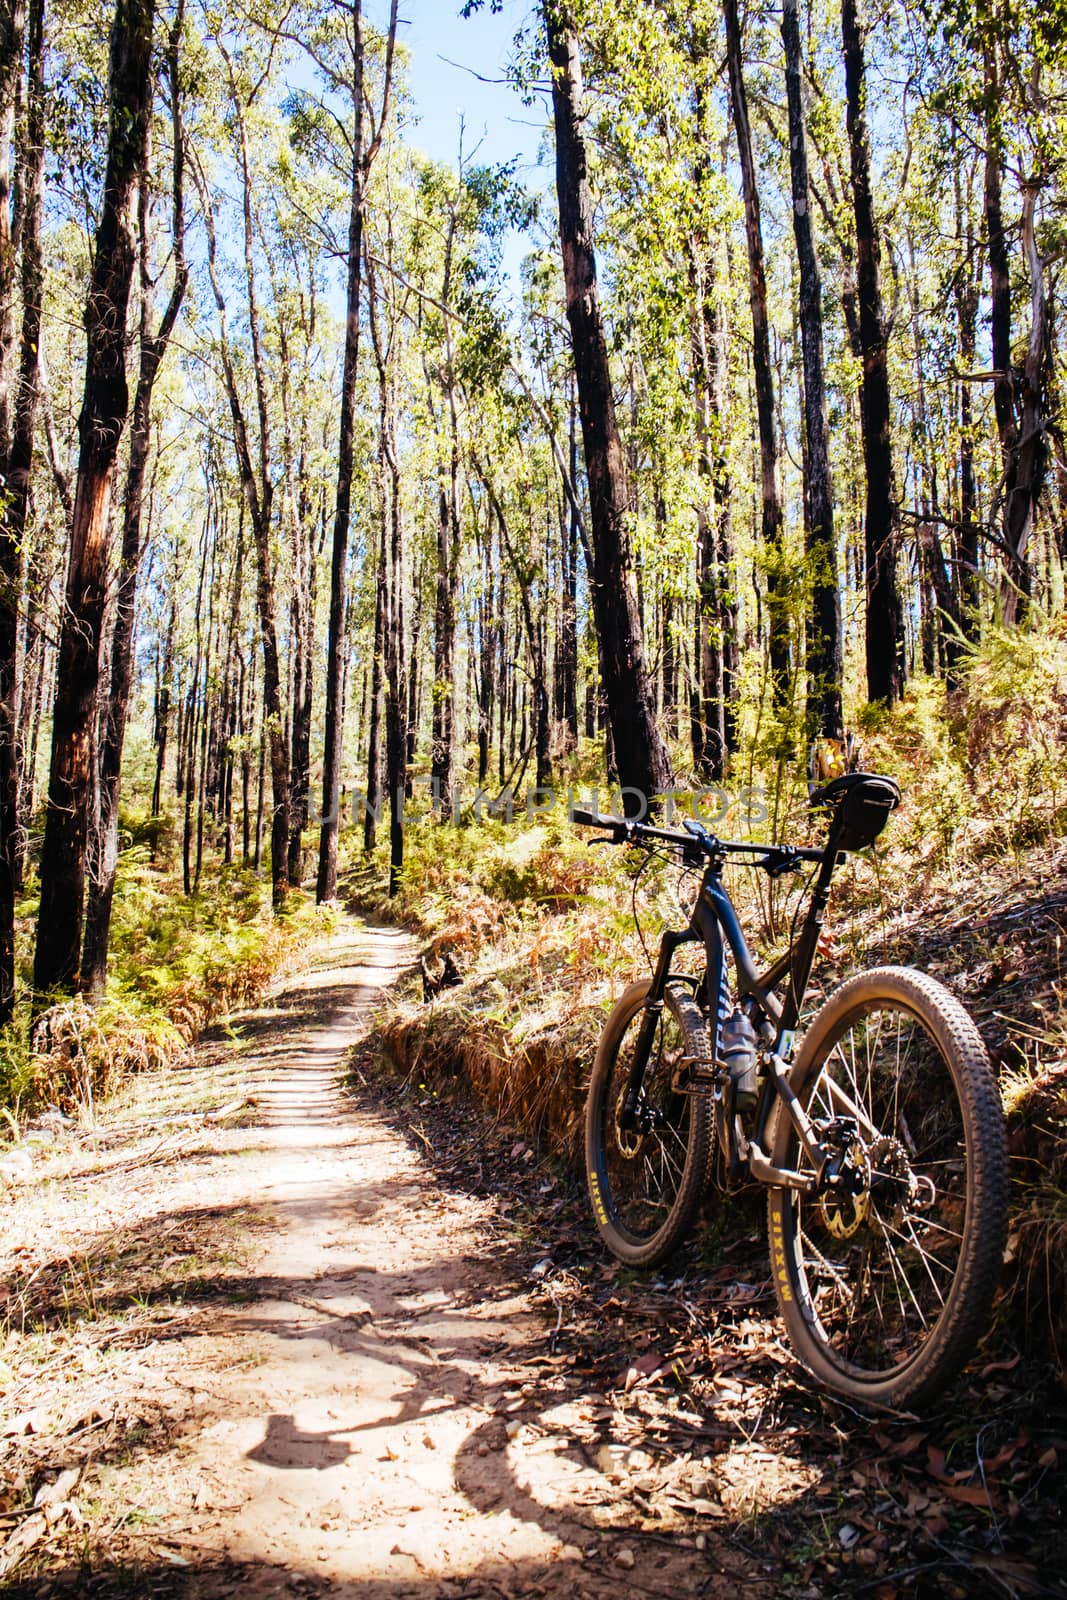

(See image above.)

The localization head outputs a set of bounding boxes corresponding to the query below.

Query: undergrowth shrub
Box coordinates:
[2,864,334,1130]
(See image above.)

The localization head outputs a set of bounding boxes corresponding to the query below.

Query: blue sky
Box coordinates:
[396,1,551,295]
[400,1,544,171]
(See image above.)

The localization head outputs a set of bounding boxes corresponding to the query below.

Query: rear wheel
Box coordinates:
[585,980,713,1267]
[768,967,1007,1407]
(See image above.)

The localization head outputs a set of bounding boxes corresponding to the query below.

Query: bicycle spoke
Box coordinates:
[597,997,702,1246]
[777,990,985,1382]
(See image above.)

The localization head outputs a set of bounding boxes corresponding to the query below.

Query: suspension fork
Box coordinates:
[618,927,701,1130]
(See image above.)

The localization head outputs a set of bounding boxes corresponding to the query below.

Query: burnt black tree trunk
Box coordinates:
[842,0,904,705]
[82,2,186,994]
[0,0,42,1022]
[782,0,843,738]
[722,0,790,714]
[983,46,1048,626]
[686,63,738,780]
[544,4,671,812]
[34,0,155,998]
[953,157,981,639]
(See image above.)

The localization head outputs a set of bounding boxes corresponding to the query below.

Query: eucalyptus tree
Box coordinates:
[781,0,843,737]
[543,1,673,810]
[81,0,188,994]
[301,0,399,903]
[841,0,906,704]
[191,28,304,907]
[0,0,44,1022]
[721,0,791,715]
[34,0,156,999]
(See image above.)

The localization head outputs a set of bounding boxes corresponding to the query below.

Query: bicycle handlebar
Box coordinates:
[570,808,826,868]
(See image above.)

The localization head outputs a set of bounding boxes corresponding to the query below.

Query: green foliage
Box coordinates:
[0,859,330,1131]
[0,1019,36,1122]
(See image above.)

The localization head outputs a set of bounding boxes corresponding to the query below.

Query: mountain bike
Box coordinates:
[573,773,1008,1409]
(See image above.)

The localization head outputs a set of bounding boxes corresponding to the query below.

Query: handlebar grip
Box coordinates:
[571,807,626,834]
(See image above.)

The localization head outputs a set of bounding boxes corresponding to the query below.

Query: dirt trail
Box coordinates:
[40,919,728,1598]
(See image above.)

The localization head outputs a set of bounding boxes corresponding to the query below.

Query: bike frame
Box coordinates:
[623,834,839,1194]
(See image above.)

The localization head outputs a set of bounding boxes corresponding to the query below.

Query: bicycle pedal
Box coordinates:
[676,1054,719,1086]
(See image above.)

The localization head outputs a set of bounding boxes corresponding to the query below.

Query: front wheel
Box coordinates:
[585,980,713,1267]
[768,966,1008,1408]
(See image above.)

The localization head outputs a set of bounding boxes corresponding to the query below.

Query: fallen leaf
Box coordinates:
[0,1510,48,1578]
[889,1431,926,1458]
[940,1482,995,1507]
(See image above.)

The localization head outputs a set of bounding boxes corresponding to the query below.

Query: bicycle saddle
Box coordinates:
[810,771,901,852]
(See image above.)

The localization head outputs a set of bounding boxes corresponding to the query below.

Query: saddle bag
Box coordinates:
[816,772,902,853]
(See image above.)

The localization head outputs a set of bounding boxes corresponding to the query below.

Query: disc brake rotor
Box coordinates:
[817,1136,872,1240]
[614,1089,643,1160]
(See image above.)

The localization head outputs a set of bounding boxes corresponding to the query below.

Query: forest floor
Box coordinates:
[1,916,1066,1600]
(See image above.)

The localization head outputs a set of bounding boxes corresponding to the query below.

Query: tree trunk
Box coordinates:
[685,85,737,781]
[195,76,291,907]
[33,0,154,999]
[723,0,790,715]
[317,0,397,900]
[482,470,551,794]
[365,255,408,895]
[430,440,459,816]
[983,56,1048,625]
[544,4,672,813]
[842,0,904,705]
[0,0,41,1022]
[0,0,24,458]
[82,4,186,994]
[363,517,386,854]
[477,521,494,785]
[318,1,366,897]
[953,154,981,640]
[782,0,843,738]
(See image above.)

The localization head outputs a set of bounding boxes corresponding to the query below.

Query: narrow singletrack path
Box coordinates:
[66,918,732,1599]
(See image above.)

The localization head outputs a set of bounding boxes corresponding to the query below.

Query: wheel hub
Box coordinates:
[867,1136,919,1228]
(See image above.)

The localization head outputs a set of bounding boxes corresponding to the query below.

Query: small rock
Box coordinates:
[477,1442,490,1457]
[614,1547,635,1571]
[422,1433,436,1449]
